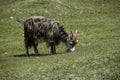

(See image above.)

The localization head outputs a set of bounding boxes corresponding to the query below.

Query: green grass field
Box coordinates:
[0,0,120,80]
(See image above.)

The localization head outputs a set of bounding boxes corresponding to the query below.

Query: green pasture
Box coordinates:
[0,0,120,80]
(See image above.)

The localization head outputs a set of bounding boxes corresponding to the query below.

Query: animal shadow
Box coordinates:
[13,53,52,57]
[13,52,66,57]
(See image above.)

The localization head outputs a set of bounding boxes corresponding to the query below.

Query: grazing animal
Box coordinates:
[17,16,78,56]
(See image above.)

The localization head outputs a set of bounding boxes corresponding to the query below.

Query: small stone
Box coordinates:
[12,9,15,11]
[4,52,8,54]
[10,16,14,19]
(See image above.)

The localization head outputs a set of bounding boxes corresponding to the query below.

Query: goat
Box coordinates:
[17,16,78,56]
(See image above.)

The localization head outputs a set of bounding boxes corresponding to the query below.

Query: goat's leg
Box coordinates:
[26,47,29,56]
[33,45,39,56]
[51,45,53,54]
[53,45,56,54]
[33,38,39,56]
[51,44,56,54]
[25,39,29,56]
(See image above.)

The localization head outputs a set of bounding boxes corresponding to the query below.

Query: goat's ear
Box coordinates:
[70,31,73,34]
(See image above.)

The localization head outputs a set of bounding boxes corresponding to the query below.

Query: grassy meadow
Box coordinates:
[0,0,120,80]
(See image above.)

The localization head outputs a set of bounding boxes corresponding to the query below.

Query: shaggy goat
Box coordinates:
[17,16,78,56]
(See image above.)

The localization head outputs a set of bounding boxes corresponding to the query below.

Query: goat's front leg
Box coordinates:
[53,45,56,54]
[51,44,56,54]
[50,41,54,54]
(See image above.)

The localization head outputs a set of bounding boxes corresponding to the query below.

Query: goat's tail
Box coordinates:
[16,19,25,24]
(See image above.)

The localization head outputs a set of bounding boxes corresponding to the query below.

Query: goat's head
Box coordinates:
[66,30,78,52]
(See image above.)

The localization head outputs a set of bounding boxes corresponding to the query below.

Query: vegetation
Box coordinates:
[0,0,120,80]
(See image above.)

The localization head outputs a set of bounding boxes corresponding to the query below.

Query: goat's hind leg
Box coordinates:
[25,39,30,56]
[26,47,29,56]
[33,45,39,56]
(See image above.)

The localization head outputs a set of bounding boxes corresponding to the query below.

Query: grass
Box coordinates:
[0,0,120,80]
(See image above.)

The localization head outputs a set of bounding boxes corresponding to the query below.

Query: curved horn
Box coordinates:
[75,30,78,33]
[70,31,73,37]
[74,30,78,42]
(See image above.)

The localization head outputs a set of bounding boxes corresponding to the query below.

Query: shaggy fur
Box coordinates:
[17,16,71,55]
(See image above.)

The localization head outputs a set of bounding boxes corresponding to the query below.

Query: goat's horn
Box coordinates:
[70,31,73,37]
[75,30,78,33]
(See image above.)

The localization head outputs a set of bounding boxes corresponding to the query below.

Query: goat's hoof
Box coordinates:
[35,53,39,56]
[52,52,57,55]
[26,54,30,56]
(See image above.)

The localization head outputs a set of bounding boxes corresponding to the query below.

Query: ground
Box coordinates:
[0,0,120,80]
